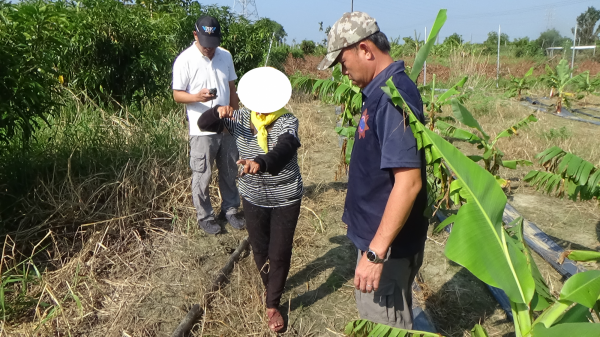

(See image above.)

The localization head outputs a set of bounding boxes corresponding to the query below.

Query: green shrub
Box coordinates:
[0,0,284,145]
[300,39,316,55]
[265,45,290,71]
[0,0,70,144]
[290,47,304,59]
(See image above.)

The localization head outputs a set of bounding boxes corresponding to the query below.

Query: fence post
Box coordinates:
[571,24,577,77]
[496,25,500,88]
[264,32,275,67]
[424,26,427,86]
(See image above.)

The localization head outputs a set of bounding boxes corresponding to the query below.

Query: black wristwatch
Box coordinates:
[366,248,385,264]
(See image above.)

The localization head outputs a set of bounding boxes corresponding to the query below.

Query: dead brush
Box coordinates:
[0,91,353,336]
[0,97,213,335]
[447,50,495,90]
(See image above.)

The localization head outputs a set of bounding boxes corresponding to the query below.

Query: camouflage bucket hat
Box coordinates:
[317,12,380,70]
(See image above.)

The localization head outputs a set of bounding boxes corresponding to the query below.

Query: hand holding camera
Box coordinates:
[197,88,218,102]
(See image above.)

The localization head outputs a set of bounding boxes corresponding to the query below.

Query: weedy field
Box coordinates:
[3,2,600,336]
[2,88,600,336]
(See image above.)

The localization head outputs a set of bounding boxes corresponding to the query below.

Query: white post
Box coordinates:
[496,25,501,88]
[571,24,577,78]
[424,26,427,86]
[265,32,275,66]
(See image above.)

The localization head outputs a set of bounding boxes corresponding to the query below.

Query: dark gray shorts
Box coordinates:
[354,250,424,329]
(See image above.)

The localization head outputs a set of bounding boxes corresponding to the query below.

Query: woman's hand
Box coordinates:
[236,159,260,176]
[217,105,234,119]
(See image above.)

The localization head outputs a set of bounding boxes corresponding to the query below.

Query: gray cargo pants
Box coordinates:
[354,250,424,330]
[189,134,240,222]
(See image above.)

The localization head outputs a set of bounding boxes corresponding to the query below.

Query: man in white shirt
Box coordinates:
[172,15,244,234]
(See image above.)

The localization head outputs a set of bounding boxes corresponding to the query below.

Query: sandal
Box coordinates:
[267,308,284,333]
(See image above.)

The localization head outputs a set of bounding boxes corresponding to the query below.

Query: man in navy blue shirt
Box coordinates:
[318,12,428,329]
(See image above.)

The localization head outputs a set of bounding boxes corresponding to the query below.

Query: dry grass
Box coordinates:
[1,95,359,337]
[3,71,599,337]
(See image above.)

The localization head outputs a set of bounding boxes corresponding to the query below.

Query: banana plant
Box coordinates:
[573,71,598,98]
[524,146,600,201]
[380,78,600,337]
[435,99,536,177]
[291,64,361,163]
[507,67,534,101]
[420,75,468,130]
[542,59,588,113]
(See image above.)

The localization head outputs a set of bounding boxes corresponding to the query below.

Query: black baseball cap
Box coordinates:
[195,16,221,48]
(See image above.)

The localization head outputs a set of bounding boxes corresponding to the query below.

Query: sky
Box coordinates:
[204,0,598,45]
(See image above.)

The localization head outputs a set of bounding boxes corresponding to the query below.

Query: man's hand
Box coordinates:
[217,105,234,119]
[236,159,261,176]
[196,88,216,103]
[173,89,215,104]
[354,253,383,293]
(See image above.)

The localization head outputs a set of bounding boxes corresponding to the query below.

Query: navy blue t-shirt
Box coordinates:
[342,60,428,259]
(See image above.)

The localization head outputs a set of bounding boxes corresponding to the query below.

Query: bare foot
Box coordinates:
[267,307,284,332]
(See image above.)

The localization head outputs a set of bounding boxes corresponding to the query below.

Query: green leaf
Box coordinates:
[450,99,489,140]
[537,146,565,164]
[434,213,456,233]
[501,160,532,170]
[568,250,600,262]
[470,324,490,337]
[384,78,535,305]
[558,304,593,324]
[566,155,583,178]
[532,322,600,336]
[468,155,484,163]
[560,270,600,308]
[409,9,447,82]
[494,114,537,141]
[346,138,355,164]
[436,121,482,143]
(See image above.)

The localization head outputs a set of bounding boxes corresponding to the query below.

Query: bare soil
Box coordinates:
[285,54,600,84]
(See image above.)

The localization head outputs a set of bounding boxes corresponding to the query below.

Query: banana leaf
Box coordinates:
[559,270,600,308]
[532,322,600,336]
[568,250,600,262]
[382,78,535,305]
[409,9,447,82]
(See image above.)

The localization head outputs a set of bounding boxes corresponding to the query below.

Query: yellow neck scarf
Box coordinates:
[251,108,288,153]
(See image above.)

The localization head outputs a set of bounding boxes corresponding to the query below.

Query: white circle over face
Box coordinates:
[237,67,292,113]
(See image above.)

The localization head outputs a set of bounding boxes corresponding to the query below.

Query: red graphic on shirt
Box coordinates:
[358,108,370,139]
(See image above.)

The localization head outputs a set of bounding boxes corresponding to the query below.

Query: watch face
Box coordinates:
[366,251,376,262]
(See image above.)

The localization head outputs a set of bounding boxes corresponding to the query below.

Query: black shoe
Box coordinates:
[199,219,221,234]
[221,211,246,230]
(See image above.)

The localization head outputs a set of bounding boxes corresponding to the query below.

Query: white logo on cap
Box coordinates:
[202,26,216,34]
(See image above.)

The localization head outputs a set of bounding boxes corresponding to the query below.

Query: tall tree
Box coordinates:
[574,6,600,45]
[536,28,569,48]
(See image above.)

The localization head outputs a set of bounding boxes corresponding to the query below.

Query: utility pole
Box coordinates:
[351,0,353,12]
[233,0,259,20]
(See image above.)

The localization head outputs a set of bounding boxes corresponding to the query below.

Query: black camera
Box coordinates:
[208,88,217,96]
